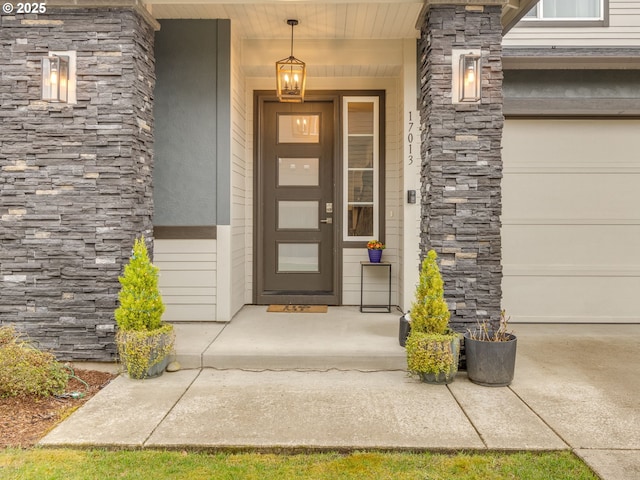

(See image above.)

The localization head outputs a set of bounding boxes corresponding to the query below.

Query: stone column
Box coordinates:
[0,3,158,360]
[418,2,504,330]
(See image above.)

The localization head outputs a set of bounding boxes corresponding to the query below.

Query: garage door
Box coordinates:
[502,119,640,323]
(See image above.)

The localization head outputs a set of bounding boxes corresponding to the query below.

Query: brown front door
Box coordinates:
[255,97,340,305]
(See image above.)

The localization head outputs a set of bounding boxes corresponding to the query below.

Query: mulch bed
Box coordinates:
[0,368,117,448]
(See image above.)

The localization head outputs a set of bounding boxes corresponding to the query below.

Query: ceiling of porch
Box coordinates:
[146,1,425,40]
[145,0,536,40]
[144,1,536,79]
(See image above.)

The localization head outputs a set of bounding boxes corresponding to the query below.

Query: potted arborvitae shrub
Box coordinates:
[405,249,460,385]
[115,236,174,379]
[464,310,517,387]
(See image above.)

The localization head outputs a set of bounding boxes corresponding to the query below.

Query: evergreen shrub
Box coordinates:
[410,249,451,335]
[406,249,459,382]
[115,236,165,332]
[114,236,174,379]
[0,326,69,397]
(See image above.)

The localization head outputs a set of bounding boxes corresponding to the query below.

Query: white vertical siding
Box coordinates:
[231,25,248,315]
[155,239,217,321]
[393,40,425,312]
[400,39,422,311]
[382,80,402,308]
[245,78,259,304]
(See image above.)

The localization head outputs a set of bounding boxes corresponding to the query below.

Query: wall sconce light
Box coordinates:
[457,53,481,103]
[275,19,306,103]
[42,55,69,103]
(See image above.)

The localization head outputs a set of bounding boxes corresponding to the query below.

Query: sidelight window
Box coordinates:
[343,97,379,241]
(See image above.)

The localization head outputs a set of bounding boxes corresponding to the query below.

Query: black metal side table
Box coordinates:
[360,261,392,313]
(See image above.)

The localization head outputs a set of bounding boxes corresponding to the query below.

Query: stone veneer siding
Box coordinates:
[0,7,156,360]
[419,5,504,331]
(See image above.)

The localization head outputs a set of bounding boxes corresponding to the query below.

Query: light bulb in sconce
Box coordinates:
[41,55,69,103]
[464,64,475,85]
[457,52,481,103]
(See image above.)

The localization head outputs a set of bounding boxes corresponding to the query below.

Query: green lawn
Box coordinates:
[0,449,598,480]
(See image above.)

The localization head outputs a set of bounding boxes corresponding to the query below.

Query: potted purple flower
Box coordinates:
[366,239,385,263]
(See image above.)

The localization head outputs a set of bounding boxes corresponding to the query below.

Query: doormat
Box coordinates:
[267,305,328,313]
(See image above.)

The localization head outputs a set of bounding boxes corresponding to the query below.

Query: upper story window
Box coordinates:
[523,0,606,24]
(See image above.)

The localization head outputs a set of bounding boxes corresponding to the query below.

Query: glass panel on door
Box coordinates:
[278,201,319,230]
[278,158,319,186]
[278,115,320,143]
[277,243,319,272]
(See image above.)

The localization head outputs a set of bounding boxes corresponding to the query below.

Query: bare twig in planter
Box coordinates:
[466,310,513,342]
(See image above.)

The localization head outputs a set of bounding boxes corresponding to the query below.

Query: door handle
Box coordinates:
[320,218,333,224]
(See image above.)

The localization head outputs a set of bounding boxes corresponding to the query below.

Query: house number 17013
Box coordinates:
[406,110,419,165]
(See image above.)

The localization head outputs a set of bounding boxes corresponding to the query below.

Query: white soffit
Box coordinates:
[145,0,424,40]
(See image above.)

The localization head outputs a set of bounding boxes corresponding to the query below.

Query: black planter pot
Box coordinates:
[464,332,517,387]
[399,314,411,347]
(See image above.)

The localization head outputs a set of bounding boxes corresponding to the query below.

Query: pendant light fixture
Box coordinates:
[275,19,306,103]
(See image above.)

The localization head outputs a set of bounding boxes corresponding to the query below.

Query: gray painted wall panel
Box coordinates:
[503,69,640,116]
[216,20,232,226]
[504,70,640,99]
[154,20,232,227]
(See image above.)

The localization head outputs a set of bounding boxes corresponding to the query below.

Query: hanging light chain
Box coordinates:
[288,19,298,59]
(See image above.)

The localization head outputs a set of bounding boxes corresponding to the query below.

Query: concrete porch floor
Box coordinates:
[172,305,407,370]
[44,306,640,480]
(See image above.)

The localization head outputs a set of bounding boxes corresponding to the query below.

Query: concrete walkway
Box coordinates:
[41,307,640,480]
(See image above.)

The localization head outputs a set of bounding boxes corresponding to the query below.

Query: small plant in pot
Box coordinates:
[366,239,385,263]
[405,249,460,385]
[464,310,517,387]
[115,236,175,379]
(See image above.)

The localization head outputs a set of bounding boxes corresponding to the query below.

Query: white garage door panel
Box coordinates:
[503,119,640,324]
[502,225,640,269]
[503,277,640,323]
[503,174,638,222]
[503,120,640,166]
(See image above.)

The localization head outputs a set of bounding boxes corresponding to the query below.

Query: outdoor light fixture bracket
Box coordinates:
[276,19,306,103]
[42,54,69,103]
